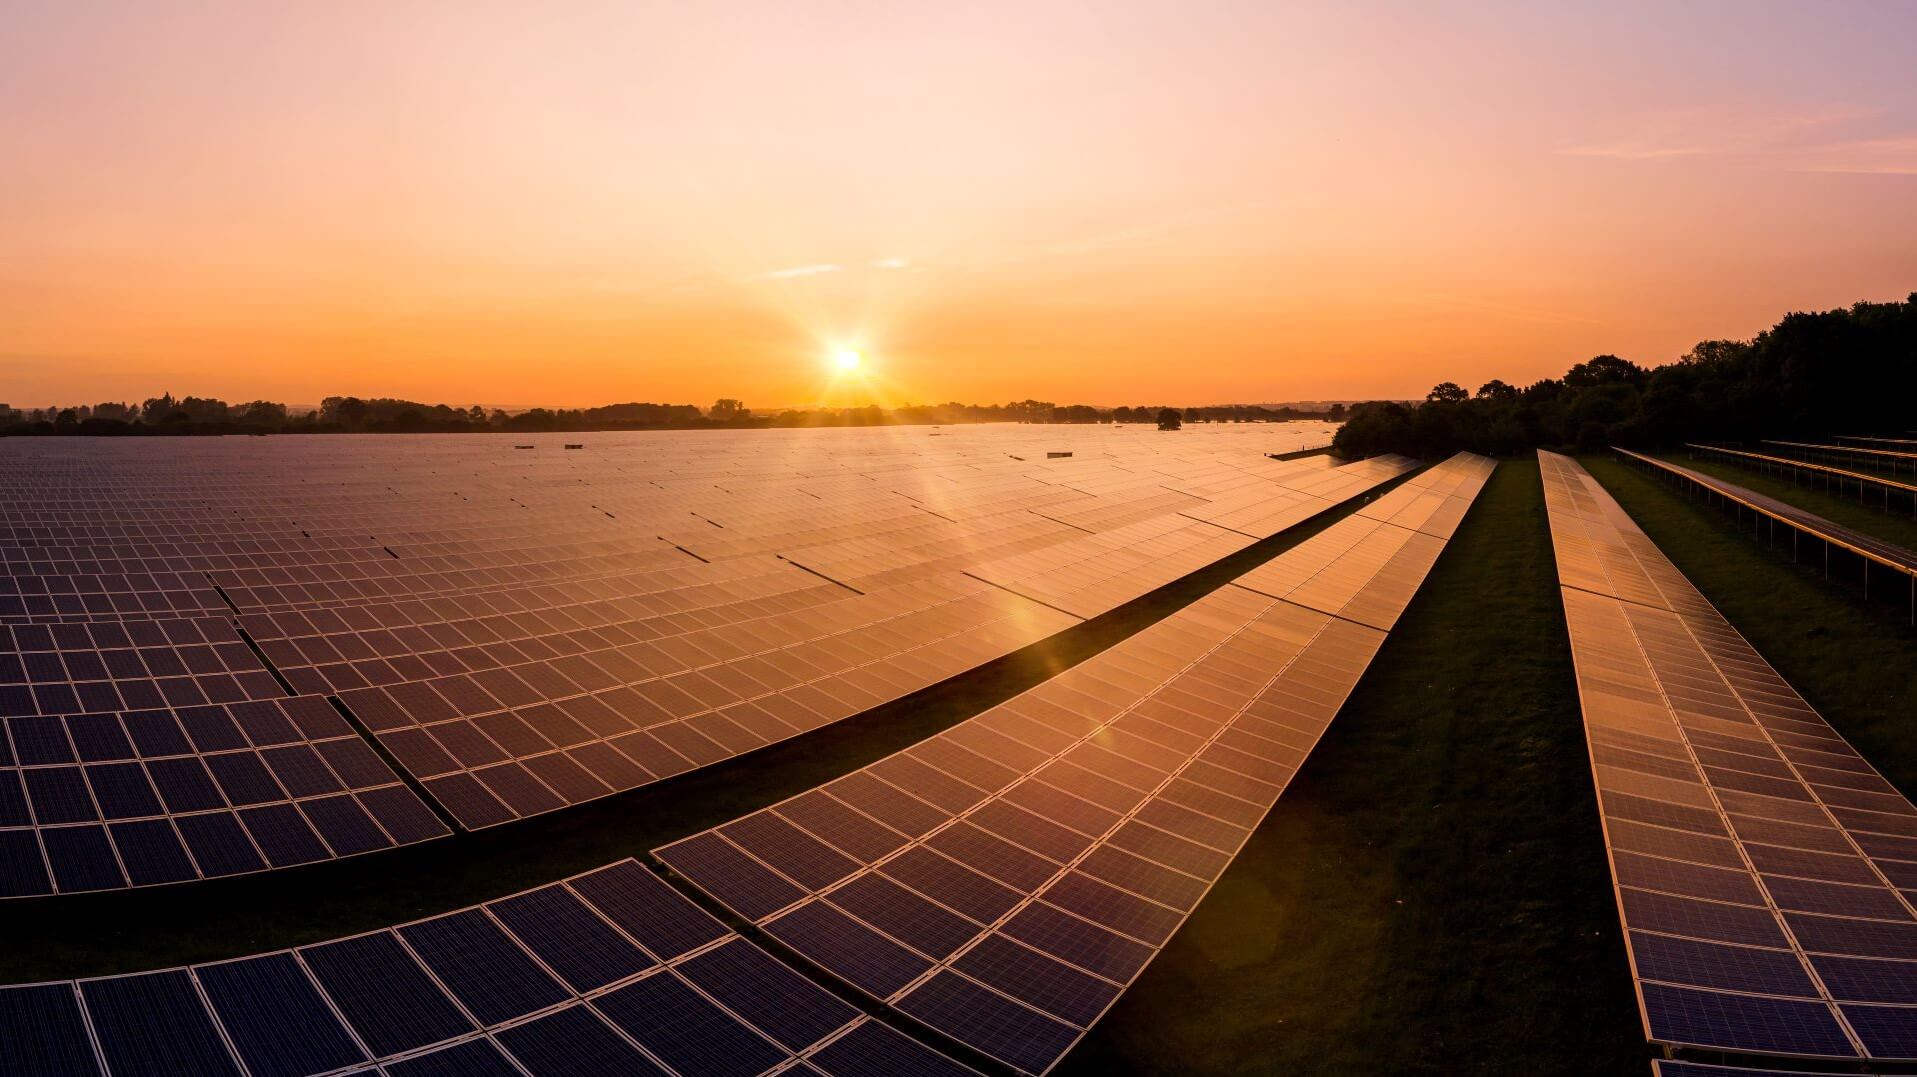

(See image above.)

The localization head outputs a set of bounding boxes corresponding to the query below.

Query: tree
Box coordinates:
[1156,407,1182,431]
[1427,382,1469,404]
[709,398,749,422]
[236,400,288,425]
[1475,379,1518,400]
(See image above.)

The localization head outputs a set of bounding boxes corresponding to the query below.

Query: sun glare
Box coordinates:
[832,347,864,374]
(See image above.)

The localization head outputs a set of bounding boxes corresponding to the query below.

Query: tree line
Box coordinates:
[1333,293,1917,459]
[0,393,1343,436]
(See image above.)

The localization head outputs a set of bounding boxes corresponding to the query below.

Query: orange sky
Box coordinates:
[4,2,1915,409]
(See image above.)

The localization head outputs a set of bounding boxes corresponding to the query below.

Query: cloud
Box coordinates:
[757,263,842,280]
[1556,104,1895,166]
[1558,142,1712,161]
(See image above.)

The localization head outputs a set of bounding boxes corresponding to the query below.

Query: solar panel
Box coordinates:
[1,426,1399,886]
[1629,447,1917,580]
[657,453,1494,1073]
[0,858,978,1076]
[1651,1063,1861,1077]
[1543,450,1917,1062]
[0,688,447,896]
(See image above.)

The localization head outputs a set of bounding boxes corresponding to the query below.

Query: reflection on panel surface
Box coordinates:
[659,453,1493,1073]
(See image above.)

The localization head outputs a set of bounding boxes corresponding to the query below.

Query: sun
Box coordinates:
[832,347,864,374]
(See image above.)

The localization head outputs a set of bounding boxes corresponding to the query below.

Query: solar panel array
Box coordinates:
[1643,449,1917,578]
[1,426,1414,887]
[0,613,447,896]
[0,859,979,1077]
[1543,450,1917,1062]
[656,453,1494,1074]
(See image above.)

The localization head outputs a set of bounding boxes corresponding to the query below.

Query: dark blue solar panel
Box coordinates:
[1839,1003,1917,1058]
[145,757,225,813]
[0,772,31,826]
[204,751,280,805]
[951,933,1120,1027]
[357,785,449,844]
[894,970,1081,1075]
[381,1037,524,1077]
[764,901,933,999]
[236,803,329,866]
[85,762,162,819]
[107,819,197,885]
[173,811,267,876]
[81,970,242,1077]
[399,909,569,1026]
[1628,932,1820,997]
[42,825,127,892]
[487,884,654,992]
[568,861,727,961]
[1640,982,1852,1056]
[657,831,807,921]
[0,829,53,896]
[297,794,391,856]
[808,1018,980,1077]
[24,767,99,825]
[66,713,135,763]
[493,1002,670,1076]
[10,715,77,765]
[0,983,103,1076]
[1812,953,1917,1004]
[825,873,980,959]
[121,711,193,757]
[996,901,1153,984]
[300,932,475,1056]
[678,937,859,1050]
[196,953,367,1077]
[593,971,787,1077]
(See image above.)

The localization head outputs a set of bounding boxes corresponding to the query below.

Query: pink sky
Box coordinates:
[3,1,1914,408]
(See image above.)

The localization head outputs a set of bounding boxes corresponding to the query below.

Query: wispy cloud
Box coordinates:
[1556,104,1908,169]
[757,263,842,281]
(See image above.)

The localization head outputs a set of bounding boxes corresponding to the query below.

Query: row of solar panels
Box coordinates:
[0,436,1416,893]
[0,452,1492,1076]
[0,428,1348,623]
[1543,451,1917,1064]
[652,453,1495,1074]
[0,859,980,1077]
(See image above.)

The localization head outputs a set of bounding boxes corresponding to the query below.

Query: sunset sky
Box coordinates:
[4,1,1915,409]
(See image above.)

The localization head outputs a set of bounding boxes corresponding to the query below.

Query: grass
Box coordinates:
[0,474,1407,984]
[1058,459,1647,1075]
[1656,449,1917,553]
[1586,456,1917,785]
